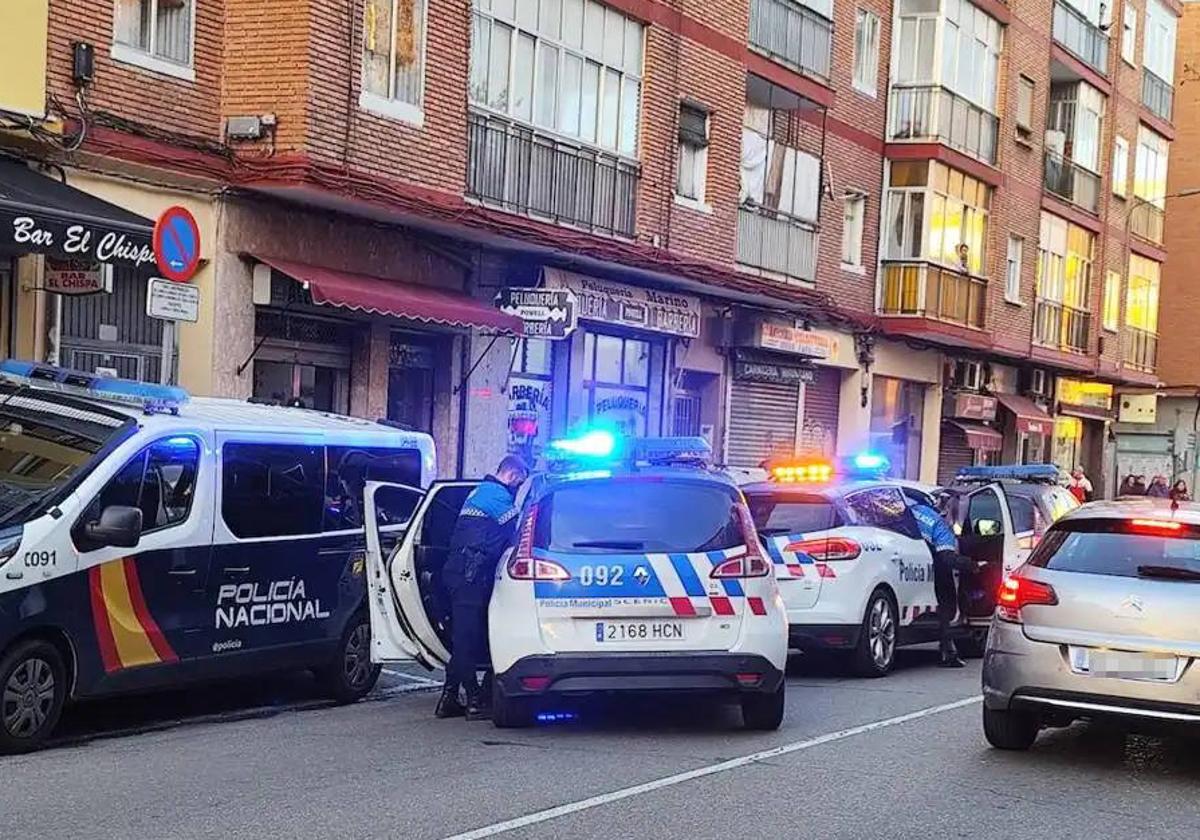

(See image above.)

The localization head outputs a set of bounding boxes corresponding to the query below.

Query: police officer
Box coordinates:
[436,454,530,720]
[910,494,967,669]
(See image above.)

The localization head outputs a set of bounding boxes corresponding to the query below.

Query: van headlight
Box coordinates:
[0,535,21,568]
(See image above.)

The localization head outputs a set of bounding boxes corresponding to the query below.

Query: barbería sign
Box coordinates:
[3,214,155,270]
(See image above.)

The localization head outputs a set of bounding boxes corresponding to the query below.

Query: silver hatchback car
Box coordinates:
[982,499,1200,750]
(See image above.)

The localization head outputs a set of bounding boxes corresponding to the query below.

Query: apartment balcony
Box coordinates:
[1034,298,1091,354]
[880,262,986,329]
[1043,150,1100,214]
[748,0,833,82]
[1130,201,1165,245]
[1052,0,1108,77]
[1124,327,1158,372]
[736,204,819,284]
[466,110,640,239]
[888,85,999,165]
[1142,68,1173,123]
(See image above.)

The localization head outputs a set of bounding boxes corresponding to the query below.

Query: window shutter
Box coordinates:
[679,104,709,148]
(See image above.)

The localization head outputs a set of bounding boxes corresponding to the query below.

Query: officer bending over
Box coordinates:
[436,455,530,720]
[910,496,968,669]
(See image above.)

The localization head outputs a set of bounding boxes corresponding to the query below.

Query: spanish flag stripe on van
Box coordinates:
[89,558,178,672]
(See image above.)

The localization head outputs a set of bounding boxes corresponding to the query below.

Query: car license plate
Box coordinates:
[1069,647,1181,682]
[594,620,686,643]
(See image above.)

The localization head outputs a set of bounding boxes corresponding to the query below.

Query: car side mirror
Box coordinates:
[84,505,143,549]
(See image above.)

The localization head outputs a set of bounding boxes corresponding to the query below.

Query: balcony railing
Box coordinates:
[1142,67,1173,123]
[736,205,819,284]
[1130,200,1165,245]
[466,110,640,239]
[1124,327,1158,372]
[1034,298,1091,353]
[1052,0,1108,76]
[888,85,999,165]
[880,261,986,328]
[1043,150,1100,214]
[748,0,833,81]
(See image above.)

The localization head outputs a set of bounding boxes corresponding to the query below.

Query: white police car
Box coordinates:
[741,456,943,677]
[363,432,789,729]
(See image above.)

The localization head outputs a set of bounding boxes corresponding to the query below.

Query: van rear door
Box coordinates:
[957,484,1016,622]
[363,481,475,669]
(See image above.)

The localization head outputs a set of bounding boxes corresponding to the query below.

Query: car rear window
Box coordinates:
[534,479,743,554]
[1006,494,1039,534]
[747,494,841,535]
[1030,519,1200,579]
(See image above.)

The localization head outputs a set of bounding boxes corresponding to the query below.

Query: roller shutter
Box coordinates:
[937,423,975,486]
[727,379,799,467]
[799,366,841,457]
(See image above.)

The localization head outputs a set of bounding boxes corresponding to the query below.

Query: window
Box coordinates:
[1015,76,1035,140]
[582,332,653,437]
[81,437,201,544]
[1134,125,1170,206]
[1112,136,1129,198]
[362,0,427,122]
[470,0,645,157]
[676,103,709,202]
[741,97,821,222]
[966,489,1003,537]
[842,192,866,267]
[112,0,194,77]
[847,488,920,538]
[1103,270,1121,332]
[853,9,881,96]
[325,447,424,530]
[884,161,992,274]
[1005,494,1040,535]
[1048,82,1104,173]
[222,443,325,539]
[1005,235,1023,303]
[1126,255,1161,333]
[1122,4,1137,65]
[894,0,1001,111]
[1037,212,1094,310]
[1028,520,1200,578]
[1144,0,1177,85]
[747,495,843,535]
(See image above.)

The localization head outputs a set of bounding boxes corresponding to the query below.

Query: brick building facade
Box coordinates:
[0,0,1181,488]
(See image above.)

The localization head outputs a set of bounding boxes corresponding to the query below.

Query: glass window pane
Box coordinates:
[908,193,924,258]
[600,68,621,149]
[516,0,538,30]
[583,0,604,56]
[488,23,513,111]
[619,77,639,155]
[559,53,583,135]
[512,31,536,121]
[469,13,490,104]
[562,0,583,48]
[916,19,936,80]
[493,0,516,20]
[540,0,561,39]
[363,0,394,97]
[624,19,643,75]
[623,339,649,386]
[115,0,153,51]
[898,19,916,81]
[535,42,559,127]
[603,8,624,66]
[524,338,553,375]
[582,331,596,376]
[392,0,424,105]
[593,334,623,383]
[222,444,325,539]
[581,60,600,142]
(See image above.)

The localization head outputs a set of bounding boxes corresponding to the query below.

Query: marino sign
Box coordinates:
[544,268,702,339]
[1,212,155,270]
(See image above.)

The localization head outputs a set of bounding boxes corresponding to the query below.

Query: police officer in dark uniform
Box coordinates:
[436,455,530,720]
[910,496,968,669]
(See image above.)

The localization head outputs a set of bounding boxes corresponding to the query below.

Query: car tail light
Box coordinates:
[711,505,771,578]
[506,505,571,581]
[520,675,552,691]
[785,537,861,562]
[735,672,763,687]
[996,574,1057,622]
[1129,518,1183,534]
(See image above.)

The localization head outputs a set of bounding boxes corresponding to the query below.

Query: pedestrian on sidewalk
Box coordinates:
[1067,467,1093,503]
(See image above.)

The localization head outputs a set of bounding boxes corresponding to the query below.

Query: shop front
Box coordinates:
[996,392,1054,464]
[937,392,1001,485]
[722,312,837,468]
[869,375,928,480]
[1052,379,1112,483]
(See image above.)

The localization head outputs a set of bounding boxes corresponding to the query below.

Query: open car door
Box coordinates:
[364,480,478,670]
[955,483,1016,626]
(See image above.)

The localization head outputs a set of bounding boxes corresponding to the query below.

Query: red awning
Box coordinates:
[257,256,523,335]
[944,419,1003,452]
[996,393,1053,436]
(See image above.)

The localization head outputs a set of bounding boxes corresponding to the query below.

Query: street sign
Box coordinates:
[43,258,110,295]
[152,205,201,282]
[496,287,577,340]
[146,277,200,323]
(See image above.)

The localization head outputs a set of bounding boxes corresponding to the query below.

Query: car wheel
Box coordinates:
[853,589,897,678]
[491,679,536,729]
[318,614,381,704]
[741,681,785,731]
[0,639,67,755]
[955,627,988,659]
[983,705,1040,750]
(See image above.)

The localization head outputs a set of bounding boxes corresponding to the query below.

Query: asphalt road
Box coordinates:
[4,649,1200,840]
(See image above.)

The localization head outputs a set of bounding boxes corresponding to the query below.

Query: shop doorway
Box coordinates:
[59,265,169,382]
[582,331,653,437]
[253,360,345,412]
[251,309,353,413]
[387,332,437,433]
[870,376,926,479]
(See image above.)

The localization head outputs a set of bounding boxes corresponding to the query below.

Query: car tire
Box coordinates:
[852,589,897,678]
[955,627,988,659]
[491,679,536,729]
[0,639,68,755]
[741,681,785,731]
[318,613,381,704]
[982,705,1040,750]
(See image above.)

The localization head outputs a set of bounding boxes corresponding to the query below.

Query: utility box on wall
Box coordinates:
[1118,393,1158,424]
[0,0,48,118]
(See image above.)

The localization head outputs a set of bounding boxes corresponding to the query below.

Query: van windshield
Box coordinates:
[533,479,744,554]
[0,387,131,525]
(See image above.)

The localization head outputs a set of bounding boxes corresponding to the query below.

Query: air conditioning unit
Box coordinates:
[948,360,983,391]
[1021,368,1051,400]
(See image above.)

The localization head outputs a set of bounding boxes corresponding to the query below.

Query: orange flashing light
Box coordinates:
[771,461,834,483]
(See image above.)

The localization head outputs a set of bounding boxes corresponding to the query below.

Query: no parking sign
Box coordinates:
[153,206,201,282]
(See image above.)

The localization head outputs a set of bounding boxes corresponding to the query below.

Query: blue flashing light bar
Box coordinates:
[548,429,618,459]
[849,452,890,474]
[955,464,1060,483]
[546,429,712,469]
[0,360,189,414]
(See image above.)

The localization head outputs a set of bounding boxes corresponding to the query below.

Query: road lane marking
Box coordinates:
[383,668,442,687]
[443,694,983,840]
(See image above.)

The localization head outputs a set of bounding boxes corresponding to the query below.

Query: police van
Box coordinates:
[363,432,789,730]
[0,361,434,753]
